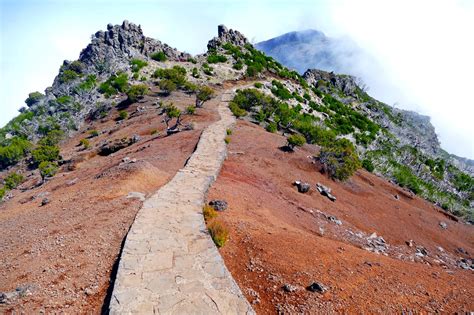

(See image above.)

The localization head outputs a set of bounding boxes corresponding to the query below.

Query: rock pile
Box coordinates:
[207,24,249,51]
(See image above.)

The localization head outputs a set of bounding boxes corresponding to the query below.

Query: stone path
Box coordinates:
[109,92,254,314]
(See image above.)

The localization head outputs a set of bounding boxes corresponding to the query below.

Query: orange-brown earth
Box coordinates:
[0,89,219,313]
[1,84,473,313]
[208,120,474,314]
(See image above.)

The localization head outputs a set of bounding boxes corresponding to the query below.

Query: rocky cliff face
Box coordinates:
[207,25,249,51]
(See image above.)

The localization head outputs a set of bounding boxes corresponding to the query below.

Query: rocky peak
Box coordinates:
[79,20,190,69]
[207,24,249,51]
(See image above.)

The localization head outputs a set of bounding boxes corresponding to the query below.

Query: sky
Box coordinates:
[1,0,473,158]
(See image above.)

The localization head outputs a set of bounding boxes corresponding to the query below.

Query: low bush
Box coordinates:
[319,139,360,181]
[77,74,97,91]
[0,138,32,169]
[192,67,200,78]
[287,134,306,151]
[207,54,227,64]
[126,84,149,102]
[88,130,99,137]
[25,91,45,107]
[202,63,213,76]
[254,82,263,88]
[153,66,187,87]
[59,69,80,83]
[362,159,375,172]
[39,161,58,180]
[130,59,148,73]
[99,72,129,97]
[229,102,246,117]
[118,110,128,120]
[186,106,196,115]
[4,172,24,190]
[32,145,60,164]
[203,205,217,222]
[159,79,177,95]
[266,122,277,133]
[226,129,232,136]
[196,86,214,107]
[150,51,167,62]
[38,130,64,146]
[224,136,231,144]
[80,138,90,149]
[208,220,229,248]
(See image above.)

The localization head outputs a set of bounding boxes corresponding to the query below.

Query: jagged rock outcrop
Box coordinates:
[80,20,190,69]
[304,69,358,96]
[207,24,249,51]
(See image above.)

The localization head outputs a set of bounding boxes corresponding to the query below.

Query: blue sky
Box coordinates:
[1,0,473,158]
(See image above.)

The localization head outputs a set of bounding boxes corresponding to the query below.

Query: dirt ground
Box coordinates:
[0,89,219,313]
[208,120,474,314]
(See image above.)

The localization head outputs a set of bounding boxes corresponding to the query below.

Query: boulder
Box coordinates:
[316,183,336,201]
[293,180,310,193]
[306,282,328,293]
[209,200,228,211]
[439,221,447,229]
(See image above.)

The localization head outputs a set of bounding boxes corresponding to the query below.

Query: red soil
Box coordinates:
[0,90,219,313]
[208,120,474,313]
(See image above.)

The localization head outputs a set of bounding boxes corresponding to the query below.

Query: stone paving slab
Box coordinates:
[109,93,255,314]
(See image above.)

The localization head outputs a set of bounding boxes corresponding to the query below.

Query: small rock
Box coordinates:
[209,200,228,211]
[41,198,50,206]
[316,183,336,201]
[327,215,342,225]
[394,194,399,200]
[307,282,328,293]
[293,180,310,193]
[283,284,298,293]
[439,221,447,230]
[126,192,146,201]
[416,246,428,257]
[406,240,414,247]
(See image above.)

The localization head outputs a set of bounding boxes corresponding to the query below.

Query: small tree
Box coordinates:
[39,161,58,182]
[319,139,360,181]
[286,134,306,151]
[162,104,182,135]
[195,86,214,108]
[126,84,148,103]
[159,79,177,96]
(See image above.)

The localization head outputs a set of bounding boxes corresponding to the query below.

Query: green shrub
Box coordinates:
[0,187,6,200]
[224,136,231,144]
[150,51,167,62]
[203,205,217,222]
[207,54,227,64]
[77,74,97,91]
[233,61,243,70]
[229,102,246,117]
[192,67,200,78]
[287,134,306,150]
[187,57,197,64]
[126,84,149,102]
[159,79,177,95]
[118,110,128,120]
[88,130,99,137]
[32,145,60,164]
[362,159,375,172]
[208,220,229,247]
[59,69,80,83]
[226,129,232,136]
[25,91,45,107]
[319,139,360,181]
[38,130,65,146]
[56,95,72,105]
[183,82,197,93]
[186,106,196,115]
[153,66,187,86]
[392,163,422,194]
[39,161,58,180]
[99,72,129,97]
[254,82,263,88]
[150,129,158,135]
[196,86,214,107]
[4,172,24,190]
[271,80,292,100]
[202,63,214,76]
[80,138,90,149]
[130,59,148,73]
[0,138,32,169]
[266,122,277,133]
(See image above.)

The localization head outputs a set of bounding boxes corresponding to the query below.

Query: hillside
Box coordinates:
[0,21,473,313]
